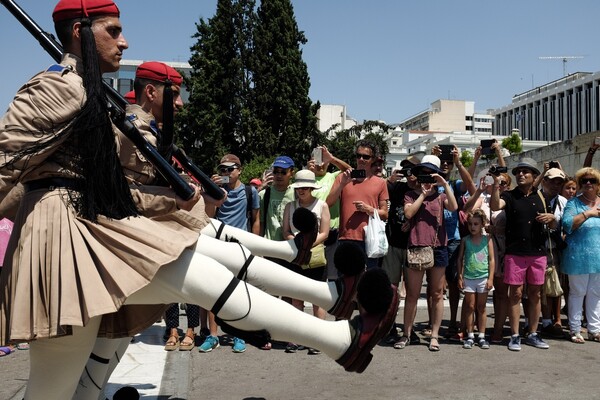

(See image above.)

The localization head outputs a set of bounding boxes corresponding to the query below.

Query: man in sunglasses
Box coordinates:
[259,155,295,240]
[209,154,260,234]
[327,141,389,269]
[491,158,557,352]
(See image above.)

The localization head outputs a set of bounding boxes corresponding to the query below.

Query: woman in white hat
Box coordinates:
[283,169,331,354]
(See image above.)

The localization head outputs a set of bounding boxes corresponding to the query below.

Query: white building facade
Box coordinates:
[316,104,358,135]
[493,71,600,141]
[400,99,494,134]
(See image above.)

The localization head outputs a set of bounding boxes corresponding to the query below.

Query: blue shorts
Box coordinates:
[434,246,449,268]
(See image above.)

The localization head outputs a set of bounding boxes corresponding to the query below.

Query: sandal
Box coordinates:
[588,331,600,342]
[428,336,440,352]
[393,336,410,349]
[0,346,14,357]
[16,342,29,350]
[164,334,180,351]
[570,331,585,344]
[179,333,195,351]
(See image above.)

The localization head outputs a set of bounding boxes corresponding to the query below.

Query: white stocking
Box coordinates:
[201,218,297,261]
[73,337,131,400]
[195,236,337,310]
[25,316,102,400]
[126,250,351,359]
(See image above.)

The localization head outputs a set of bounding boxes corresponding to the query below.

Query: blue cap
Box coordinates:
[272,156,295,169]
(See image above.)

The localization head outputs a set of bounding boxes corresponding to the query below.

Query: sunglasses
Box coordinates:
[579,177,598,185]
[218,166,238,173]
[514,168,531,175]
[355,153,372,160]
[295,187,311,191]
[273,168,289,175]
[499,181,508,186]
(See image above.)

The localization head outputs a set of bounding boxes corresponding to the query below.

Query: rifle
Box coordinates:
[1,0,224,201]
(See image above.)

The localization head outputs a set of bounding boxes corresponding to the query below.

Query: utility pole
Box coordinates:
[538,56,585,77]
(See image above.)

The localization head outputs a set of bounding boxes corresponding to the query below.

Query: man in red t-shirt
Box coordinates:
[327,141,389,269]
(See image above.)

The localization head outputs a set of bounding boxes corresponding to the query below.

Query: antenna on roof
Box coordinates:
[538,55,585,76]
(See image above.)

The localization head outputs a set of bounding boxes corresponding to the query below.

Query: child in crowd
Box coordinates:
[457,209,495,349]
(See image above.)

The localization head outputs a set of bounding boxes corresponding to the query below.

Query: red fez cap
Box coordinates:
[136,62,183,86]
[53,0,120,22]
[124,90,136,104]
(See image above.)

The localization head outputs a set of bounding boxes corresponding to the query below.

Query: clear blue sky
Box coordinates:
[1,0,598,125]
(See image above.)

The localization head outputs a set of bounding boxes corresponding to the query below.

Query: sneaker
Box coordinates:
[508,335,521,351]
[198,335,220,353]
[307,347,321,355]
[478,338,490,349]
[463,338,474,349]
[525,332,550,349]
[232,337,246,353]
[285,342,299,353]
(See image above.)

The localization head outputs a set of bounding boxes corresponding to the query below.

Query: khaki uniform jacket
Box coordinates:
[0,54,197,342]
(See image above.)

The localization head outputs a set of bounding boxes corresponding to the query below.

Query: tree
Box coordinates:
[178,0,256,171]
[502,132,523,155]
[250,0,320,166]
[324,120,392,169]
[460,150,474,168]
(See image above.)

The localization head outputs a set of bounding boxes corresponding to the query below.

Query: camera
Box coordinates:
[438,144,454,162]
[488,165,508,176]
[350,169,366,179]
[549,161,559,169]
[480,139,496,155]
[417,174,436,184]
[220,176,230,184]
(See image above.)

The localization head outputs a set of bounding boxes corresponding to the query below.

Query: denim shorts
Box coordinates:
[434,246,449,268]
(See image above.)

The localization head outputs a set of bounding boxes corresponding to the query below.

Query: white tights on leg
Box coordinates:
[126,249,351,359]
[73,337,130,400]
[25,316,102,400]
[201,218,297,261]
[194,236,338,310]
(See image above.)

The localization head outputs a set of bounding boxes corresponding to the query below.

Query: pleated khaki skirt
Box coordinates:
[0,186,201,343]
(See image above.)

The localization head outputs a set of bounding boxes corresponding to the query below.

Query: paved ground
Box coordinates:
[2,295,599,400]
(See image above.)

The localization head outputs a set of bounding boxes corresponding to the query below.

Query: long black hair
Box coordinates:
[69,18,138,221]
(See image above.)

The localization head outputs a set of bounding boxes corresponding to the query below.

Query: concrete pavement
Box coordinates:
[2,295,600,400]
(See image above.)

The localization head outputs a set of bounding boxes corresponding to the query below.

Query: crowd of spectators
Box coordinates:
[232,136,600,353]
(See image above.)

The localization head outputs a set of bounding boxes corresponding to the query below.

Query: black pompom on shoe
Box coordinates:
[357,268,394,315]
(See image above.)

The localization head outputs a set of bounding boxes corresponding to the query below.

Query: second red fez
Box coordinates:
[136,62,183,86]
[124,90,136,104]
[53,0,120,22]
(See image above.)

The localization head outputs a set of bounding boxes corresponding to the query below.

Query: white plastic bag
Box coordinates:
[363,211,389,258]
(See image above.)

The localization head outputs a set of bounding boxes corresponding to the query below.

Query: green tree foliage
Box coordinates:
[178,0,252,171]
[179,0,320,171]
[502,132,523,155]
[251,0,320,165]
[324,120,392,169]
[460,150,474,168]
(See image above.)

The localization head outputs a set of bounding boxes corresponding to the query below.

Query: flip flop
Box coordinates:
[0,346,14,357]
[428,337,441,352]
